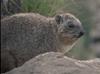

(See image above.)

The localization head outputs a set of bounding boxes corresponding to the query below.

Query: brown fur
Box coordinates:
[1,13,84,73]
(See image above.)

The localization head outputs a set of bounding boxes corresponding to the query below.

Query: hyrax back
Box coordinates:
[1,13,84,72]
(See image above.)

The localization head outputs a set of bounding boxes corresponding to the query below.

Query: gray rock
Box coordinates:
[4,52,100,74]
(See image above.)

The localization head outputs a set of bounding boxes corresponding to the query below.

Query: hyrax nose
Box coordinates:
[80,31,84,36]
[78,31,84,38]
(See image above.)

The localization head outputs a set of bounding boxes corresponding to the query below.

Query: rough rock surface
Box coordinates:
[3,52,100,74]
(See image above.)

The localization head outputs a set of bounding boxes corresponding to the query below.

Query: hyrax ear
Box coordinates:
[55,15,63,24]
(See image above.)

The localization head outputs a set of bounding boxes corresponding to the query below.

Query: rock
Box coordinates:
[4,52,100,74]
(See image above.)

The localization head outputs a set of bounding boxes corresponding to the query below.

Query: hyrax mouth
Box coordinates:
[61,31,84,39]
[73,31,85,38]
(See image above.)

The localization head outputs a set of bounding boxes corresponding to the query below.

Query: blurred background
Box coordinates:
[1,0,100,60]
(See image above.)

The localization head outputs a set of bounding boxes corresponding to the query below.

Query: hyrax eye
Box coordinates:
[68,22,75,28]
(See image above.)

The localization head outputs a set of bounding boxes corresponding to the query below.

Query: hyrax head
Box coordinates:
[55,13,84,45]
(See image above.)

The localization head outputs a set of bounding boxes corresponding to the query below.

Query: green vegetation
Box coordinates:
[21,0,65,16]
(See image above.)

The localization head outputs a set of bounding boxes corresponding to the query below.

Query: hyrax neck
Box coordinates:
[58,41,77,54]
[62,45,73,53]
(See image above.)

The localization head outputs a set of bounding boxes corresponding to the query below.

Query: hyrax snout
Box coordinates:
[1,13,84,73]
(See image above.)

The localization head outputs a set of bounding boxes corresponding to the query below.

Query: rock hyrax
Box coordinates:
[1,13,84,72]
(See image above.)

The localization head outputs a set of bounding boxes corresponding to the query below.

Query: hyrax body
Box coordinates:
[1,13,84,73]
